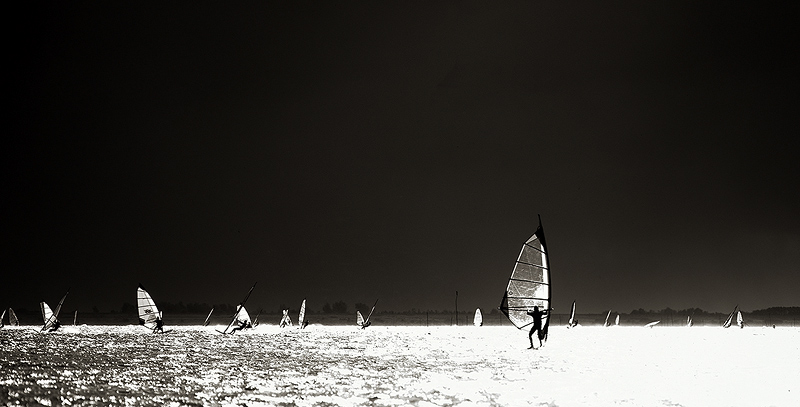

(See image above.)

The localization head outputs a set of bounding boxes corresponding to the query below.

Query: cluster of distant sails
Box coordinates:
[1,282,384,334]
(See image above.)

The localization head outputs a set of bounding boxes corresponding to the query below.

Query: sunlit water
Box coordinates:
[2,325,798,406]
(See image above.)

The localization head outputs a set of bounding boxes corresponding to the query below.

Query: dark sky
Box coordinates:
[4,3,798,316]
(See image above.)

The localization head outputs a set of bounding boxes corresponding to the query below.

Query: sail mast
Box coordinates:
[222,282,257,334]
[500,215,552,340]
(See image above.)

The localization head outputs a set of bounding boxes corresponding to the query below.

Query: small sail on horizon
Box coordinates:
[298,299,308,329]
[687,315,693,327]
[41,289,69,332]
[567,301,577,328]
[722,305,738,328]
[645,321,660,328]
[357,299,378,329]
[474,308,483,326]
[603,310,612,327]
[9,308,19,326]
[736,310,744,329]
[137,284,163,333]
[252,310,262,327]
[500,216,552,344]
[279,309,292,327]
[221,283,257,334]
[203,307,214,326]
[615,314,620,326]
[1,309,5,328]
[73,310,78,326]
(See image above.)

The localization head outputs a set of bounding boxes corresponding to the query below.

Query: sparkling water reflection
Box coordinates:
[1,325,799,406]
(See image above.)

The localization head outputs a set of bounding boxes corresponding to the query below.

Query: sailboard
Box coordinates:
[500,216,552,341]
[645,321,660,328]
[474,308,483,326]
[603,310,612,327]
[9,308,19,326]
[357,299,378,329]
[567,301,576,327]
[203,307,214,326]
[137,284,164,333]
[41,289,69,332]
[615,314,620,326]
[722,305,738,328]
[298,299,308,329]
[736,310,744,329]
[220,283,257,334]
[279,309,292,327]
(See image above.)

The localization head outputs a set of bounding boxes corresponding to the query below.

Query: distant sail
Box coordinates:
[722,305,738,328]
[603,310,612,327]
[298,299,307,329]
[236,305,252,327]
[687,315,693,327]
[645,321,660,328]
[137,284,163,332]
[252,310,262,327]
[1,309,5,328]
[615,314,620,326]
[358,299,378,329]
[500,216,552,343]
[221,283,256,334]
[203,307,214,326]
[73,310,78,326]
[567,301,577,328]
[41,289,69,331]
[736,310,744,329]
[474,308,483,326]
[279,309,292,327]
[9,308,19,326]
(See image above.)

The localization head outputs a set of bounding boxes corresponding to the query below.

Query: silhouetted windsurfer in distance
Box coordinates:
[527,306,549,349]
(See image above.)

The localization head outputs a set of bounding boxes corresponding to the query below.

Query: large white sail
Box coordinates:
[9,308,19,326]
[357,299,378,329]
[221,283,257,334]
[137,284,162,332]
[298,299,307,328]
[41,290,69,331]
[723,305,738,328]
[500,216,552,341]
[474,308,483,326]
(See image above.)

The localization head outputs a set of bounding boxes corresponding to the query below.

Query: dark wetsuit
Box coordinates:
[154,318,164,333]
[526,308,548,348]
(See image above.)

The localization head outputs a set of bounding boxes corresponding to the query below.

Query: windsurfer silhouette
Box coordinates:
[527,306,549,349]
[49,321,61,332]
[154,317,164,333]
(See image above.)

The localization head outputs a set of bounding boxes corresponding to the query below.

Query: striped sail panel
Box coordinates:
[501,224,551,332]
[137,285,161,330]
[41,302,56,330]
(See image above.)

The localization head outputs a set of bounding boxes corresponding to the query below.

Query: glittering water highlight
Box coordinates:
[1,325,798,406]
